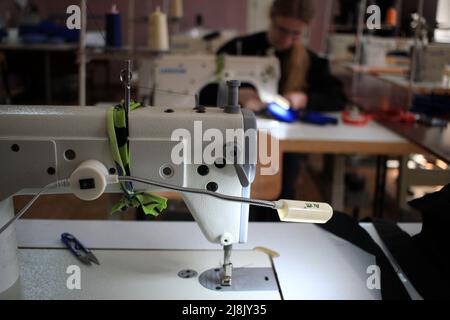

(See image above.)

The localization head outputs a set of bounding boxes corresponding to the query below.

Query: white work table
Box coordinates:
[256,113,422,155]
[8,219,422,300]
[255,114,423,215]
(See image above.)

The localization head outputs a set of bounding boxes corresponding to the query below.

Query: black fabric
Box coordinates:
[372,220,448,300]
[281,153,304,199]
[217,31,347,112]
[371,184,450,300]
[319,212,411,300]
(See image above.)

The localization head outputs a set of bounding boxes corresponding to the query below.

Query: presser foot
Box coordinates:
[221,262,233,287]
[221,244,233,287]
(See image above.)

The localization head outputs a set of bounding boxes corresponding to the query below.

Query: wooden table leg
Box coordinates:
[374,155,388,218]
[331,155,346,212]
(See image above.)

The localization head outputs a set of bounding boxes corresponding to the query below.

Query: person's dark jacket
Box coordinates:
[217,31,347,112]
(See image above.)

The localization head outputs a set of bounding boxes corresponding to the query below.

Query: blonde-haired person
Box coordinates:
[218,0,347,201]
[218,0,346,113]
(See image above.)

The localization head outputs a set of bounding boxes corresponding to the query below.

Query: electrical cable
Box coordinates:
[0,179,70,235]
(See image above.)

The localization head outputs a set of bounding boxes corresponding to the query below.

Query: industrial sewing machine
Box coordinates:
[413,43,450,83]
[0,63,332,299]
[139,54,299,122]
[359,36,413,68]
[138,54,281,109]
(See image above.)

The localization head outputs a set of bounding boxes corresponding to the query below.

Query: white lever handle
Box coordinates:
[274,200,333,224]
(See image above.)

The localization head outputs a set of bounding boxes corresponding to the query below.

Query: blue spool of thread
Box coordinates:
[106,5,122,48]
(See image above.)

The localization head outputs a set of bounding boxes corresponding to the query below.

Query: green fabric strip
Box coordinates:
[216,54,225,82]
[107,101,167,216]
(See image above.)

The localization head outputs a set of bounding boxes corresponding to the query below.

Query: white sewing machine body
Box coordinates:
[0,104,258,295]
[139,54,281,108]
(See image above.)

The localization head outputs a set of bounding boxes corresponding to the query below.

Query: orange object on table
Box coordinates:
[374,109,417,123]
[386,8,398,26]
[342,111,373,126]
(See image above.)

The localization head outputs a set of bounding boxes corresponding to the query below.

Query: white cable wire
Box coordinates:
[0,179,70,235]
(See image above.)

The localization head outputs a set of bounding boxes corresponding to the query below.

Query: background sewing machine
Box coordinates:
[138,54,281,109]
[360,36,413,68]
[412,43,450,83]
[327,34,356,62]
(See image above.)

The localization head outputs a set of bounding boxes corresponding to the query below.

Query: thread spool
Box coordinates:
[106,4,122,48]
[195,14,203,27]
[170,0,183,20]
[386,7,398,26]
[149,7,169,52]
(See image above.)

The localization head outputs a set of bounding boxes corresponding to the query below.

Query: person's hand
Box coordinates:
[283,92,308,111]
[244,98,267,113]
[239,88,266,113]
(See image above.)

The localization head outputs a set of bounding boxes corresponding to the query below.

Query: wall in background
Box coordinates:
[0,0,442,49]
[0,0,248,47]
[400,0,438,36]
[309,0,334,54]
[247,0,272,33]
[246,0,334,54]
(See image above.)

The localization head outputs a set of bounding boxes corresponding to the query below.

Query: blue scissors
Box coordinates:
[61,233,100,266]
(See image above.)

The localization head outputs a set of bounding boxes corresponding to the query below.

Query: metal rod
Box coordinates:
[124,60,132,115]
[408,0,425,107]
[128,0,135,53]
[118,176,278,209]
[355,0,367,66]
[396,0,403,37]
[79,0,87,106]
[224,245,232,263]
[320,0,334,56]
[221,245,233,287]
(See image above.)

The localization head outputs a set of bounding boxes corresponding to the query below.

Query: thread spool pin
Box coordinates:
[120,60,132,115]
[224,80,241,114]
